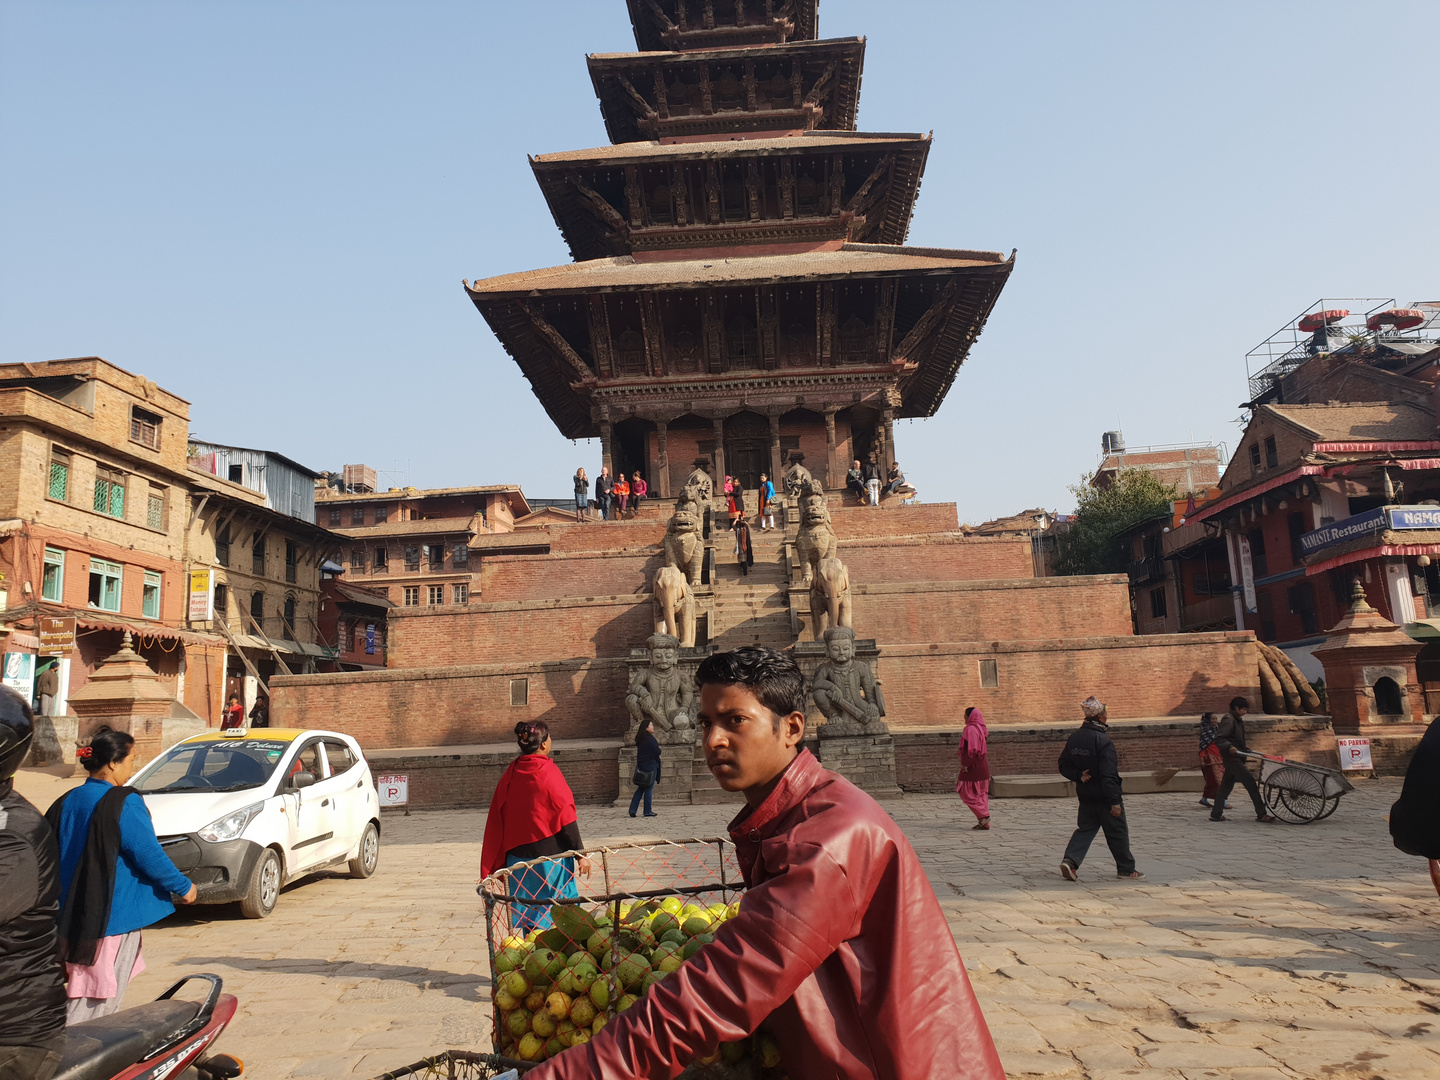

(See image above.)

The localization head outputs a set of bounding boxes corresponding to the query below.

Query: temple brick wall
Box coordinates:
[387,595,652,669]
[546,519,667,552]
[271,658,630,747]
[827,502,960,537]
[839,536,1036,582]
[480,550,662,603]
[847,577,1133,644]
[878,633,1261,727]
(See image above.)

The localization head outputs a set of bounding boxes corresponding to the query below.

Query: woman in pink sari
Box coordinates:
[956,706,991,829]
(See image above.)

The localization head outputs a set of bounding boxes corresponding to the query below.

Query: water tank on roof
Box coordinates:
[1101,431,1125,455]
[343,464,378,493]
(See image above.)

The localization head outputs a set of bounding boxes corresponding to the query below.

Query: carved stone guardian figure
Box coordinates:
[795,490,838,582]
[809,557,852,640]
[811,627,887,737]
[625,633,695,744]
[652,564,697,648]
[664,499,704,585]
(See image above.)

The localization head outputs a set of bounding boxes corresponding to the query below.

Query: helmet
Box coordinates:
[0,686,35,782]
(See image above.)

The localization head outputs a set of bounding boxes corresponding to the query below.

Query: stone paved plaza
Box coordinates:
[15,770,1440,1078]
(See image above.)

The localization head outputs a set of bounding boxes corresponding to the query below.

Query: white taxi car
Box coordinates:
[131,728,381,918]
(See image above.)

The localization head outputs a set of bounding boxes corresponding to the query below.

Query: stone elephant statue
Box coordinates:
[809,557,852,640]
[795,493,838,583]
[664,508,704,585]
[652,564,696,648]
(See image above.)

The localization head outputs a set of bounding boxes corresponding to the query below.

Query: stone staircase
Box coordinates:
[707,520,794,650]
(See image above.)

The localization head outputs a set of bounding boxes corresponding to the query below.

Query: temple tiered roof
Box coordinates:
[624,0,819,52]
[587,37,864,143]
[531,131,930,259]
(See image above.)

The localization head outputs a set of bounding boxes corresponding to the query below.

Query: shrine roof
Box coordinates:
[531,131,927,166]
[465,243,1007,298]
[586,35,861,63]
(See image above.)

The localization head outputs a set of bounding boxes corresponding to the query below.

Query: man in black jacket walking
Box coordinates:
[0,687,68,1080]
[1211,696,1276,823]
[1058,697,1143,881]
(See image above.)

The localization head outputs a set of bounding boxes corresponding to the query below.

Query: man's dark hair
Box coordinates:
[695,647,806,727]
[1229,696,1249,712]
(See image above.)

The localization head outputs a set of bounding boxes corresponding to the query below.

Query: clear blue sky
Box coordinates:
[3,2,1436,521]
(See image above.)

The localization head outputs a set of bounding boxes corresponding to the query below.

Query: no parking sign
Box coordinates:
[1336,738,1373,771]
[377,774,409,807]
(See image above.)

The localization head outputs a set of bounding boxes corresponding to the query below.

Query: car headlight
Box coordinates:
[198,803,264,843]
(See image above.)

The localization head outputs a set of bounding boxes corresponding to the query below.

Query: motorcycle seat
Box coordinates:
[54,999,201,1080]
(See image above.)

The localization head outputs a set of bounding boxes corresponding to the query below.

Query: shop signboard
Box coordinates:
[189,569,213,621]
[365,624,376,655]
[1388,506,1440,530]
[38,616,77,656]
[2,652,35,702]
[1237,535,1257,614]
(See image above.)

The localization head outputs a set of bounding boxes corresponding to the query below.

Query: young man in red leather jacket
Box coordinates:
[530,647,1004,1080]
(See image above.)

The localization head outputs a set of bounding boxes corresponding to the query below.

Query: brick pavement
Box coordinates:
[14,770,1440,1078]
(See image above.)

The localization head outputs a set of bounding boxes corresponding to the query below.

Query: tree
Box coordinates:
[1053,468,1177,576]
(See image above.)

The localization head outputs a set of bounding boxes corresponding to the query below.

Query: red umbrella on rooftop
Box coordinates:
[1298,309,1350,333]
[1366,308,1426,332]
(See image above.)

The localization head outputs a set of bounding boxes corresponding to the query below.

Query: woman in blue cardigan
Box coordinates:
[48,729,196,1021]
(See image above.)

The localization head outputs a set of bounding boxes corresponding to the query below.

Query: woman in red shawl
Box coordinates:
[956,706,991,830]
[481,720,590,930]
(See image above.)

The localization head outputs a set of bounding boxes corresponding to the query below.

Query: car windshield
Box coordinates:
[133,739,292,794]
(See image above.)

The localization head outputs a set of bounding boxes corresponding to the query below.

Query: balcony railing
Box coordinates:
[1126,557,1166,587]
[1180,594,1236,630]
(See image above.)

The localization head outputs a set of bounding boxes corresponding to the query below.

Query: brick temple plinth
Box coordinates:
[67,631,175,763]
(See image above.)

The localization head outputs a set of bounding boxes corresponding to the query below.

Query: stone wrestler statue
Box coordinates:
[625,633,695,744]
[811,626,886,737]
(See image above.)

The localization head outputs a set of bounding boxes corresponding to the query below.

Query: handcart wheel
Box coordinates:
[1271,766,1326,823]
[1315,794,1342,820]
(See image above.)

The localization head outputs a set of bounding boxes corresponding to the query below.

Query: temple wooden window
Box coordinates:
[1149,587,1167,620]
[403,586,420,606]
[427,543,445,571]
[616,330,647,375]
[216,525,231,567]
[328,506,341,526]
[285,540,298,583]
[453,583,469,604]
[404,546,420,572]
[453,544,469,567]
[727,313,759,368]
[214,583,227,617]
[374,546,388,572]
[283,594,296,633]
[252,536,266,576]
[796,171,820,215]
[838,316,872,364]
[376,504,390,523]
[714,69,744,110]
[979,659,999,688]
[427,584,445,605]
[351,505,365,525]
[1249,443,1263,476]
[147,485,166,531]
[351,548,366,572]
[650,184,673,224]
[249,590,264,626]
[1264,436,1279,469]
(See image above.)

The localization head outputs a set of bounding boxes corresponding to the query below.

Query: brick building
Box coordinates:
[185,444,344,710]
[316,568,392,672]
[1094,432,1225,496]
[0,358,226,724]
[317,482,531,610]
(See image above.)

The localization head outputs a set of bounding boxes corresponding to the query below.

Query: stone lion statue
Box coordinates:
[664,502,704,585]
[795,491,838,583]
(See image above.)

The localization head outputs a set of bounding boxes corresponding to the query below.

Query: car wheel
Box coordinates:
[241,848,282,918]
[349,822,379,879]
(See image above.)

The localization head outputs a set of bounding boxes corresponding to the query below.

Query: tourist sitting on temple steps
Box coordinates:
[526,647,1005,1080]
[846,459,865,503]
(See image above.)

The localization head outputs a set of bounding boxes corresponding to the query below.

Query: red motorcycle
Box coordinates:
[55,974,242,1080]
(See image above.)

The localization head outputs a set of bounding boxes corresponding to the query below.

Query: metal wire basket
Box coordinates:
[369,1051,528,1079]
[477,837,774,1074]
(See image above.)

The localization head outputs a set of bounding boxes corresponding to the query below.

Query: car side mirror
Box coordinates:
[291,772,316,790]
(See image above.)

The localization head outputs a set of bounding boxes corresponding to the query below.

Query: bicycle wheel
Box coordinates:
[1272,766,1326,823]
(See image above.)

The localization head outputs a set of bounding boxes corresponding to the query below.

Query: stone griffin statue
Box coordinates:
[682,458,714,504]
[809,557,852,640]
[783,455,815,498]
[810,626,887,737]
[625,633,695,744]
[663,498,704,585]
[795,489,838,583]
[651,564,696,648]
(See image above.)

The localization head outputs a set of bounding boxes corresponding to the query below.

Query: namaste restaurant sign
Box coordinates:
[1300,504,1440,556]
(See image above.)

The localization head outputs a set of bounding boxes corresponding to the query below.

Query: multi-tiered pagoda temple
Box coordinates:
[467,0,1013,496]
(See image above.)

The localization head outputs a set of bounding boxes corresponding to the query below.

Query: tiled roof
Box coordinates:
[1267,401,1437,442]
[532,132,927,166]
[466,243,1007,297]
[319,484,524,502]
[336,517,480,539]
